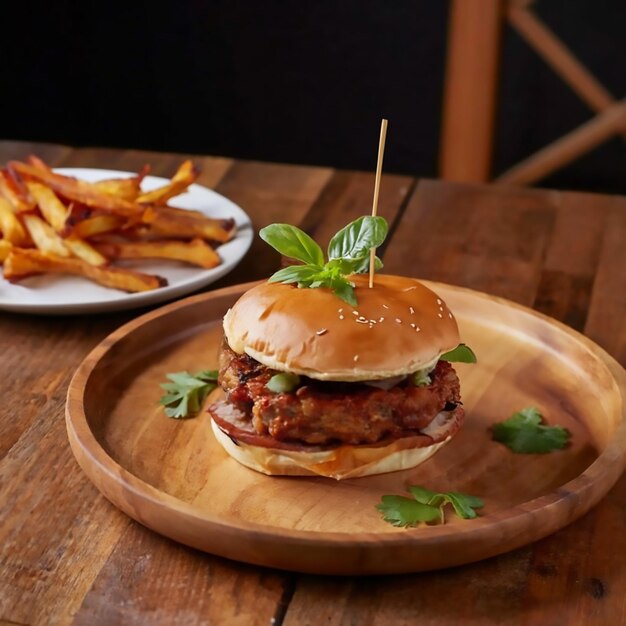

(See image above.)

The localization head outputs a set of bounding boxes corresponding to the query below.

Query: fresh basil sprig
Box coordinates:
[259,216,388,306]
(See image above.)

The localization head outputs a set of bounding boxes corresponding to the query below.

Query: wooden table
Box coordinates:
[1,140,625,626]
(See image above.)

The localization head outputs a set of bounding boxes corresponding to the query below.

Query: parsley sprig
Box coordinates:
[259,216,388,306]
[377,485,484,527]
[159,369,218,419]
[492,407,570,453]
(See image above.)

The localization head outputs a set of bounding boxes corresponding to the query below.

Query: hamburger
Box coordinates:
[208,273,471,480]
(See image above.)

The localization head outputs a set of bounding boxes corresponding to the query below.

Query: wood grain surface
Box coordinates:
[1,140,625,624]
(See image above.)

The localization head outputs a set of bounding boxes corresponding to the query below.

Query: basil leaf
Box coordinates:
[336,255,384,275]
[329,276,357,306]
[327,216,388,261]
[266,373,301,393]
[440,343,477,363]
[260,224,325,266]
[268,264,321,285]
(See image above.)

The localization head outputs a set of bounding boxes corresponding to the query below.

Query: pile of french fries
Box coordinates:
[0,156,236,292]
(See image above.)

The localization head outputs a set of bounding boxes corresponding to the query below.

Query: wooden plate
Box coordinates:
[65,281,626,575]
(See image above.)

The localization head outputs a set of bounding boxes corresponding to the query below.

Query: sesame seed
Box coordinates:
[382,304,389,309]
[316,328,327,335]
[356,319,368,324]
[448,312,453,318]
[338,308,344,313]
[352,311,359,317]
[438,313,443,318]
[353,355,359,362]
[409,306,415,315]
[379,317,385,322]
[339,315,344,320]
[357,316,367,321]
[369,319,377,324]
[437,298,442,305]
[415,326,421,332]
[410,323,416,328]
[395,318,402,324]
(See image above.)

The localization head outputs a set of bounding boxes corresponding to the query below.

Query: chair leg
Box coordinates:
[440,0,504,183]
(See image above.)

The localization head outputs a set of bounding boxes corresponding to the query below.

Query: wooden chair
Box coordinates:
[440,0,626,185]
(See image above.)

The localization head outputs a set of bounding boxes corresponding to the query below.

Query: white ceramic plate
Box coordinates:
[0,168,253,314]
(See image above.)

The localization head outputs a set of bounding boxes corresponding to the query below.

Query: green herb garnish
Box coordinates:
[440,343,477,363]
[492,407,570,453]
[410,369,432,387]
[377,485,484,527]
[159,369,218,419]
[266,372,301,393]
[259,216,388,306]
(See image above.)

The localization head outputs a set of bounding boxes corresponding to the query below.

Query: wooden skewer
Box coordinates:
[369,118,388,288]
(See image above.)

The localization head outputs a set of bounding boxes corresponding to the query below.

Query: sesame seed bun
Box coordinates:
[223,274,460,381]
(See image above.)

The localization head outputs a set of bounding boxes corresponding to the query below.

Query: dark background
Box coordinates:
[3,1,626,193]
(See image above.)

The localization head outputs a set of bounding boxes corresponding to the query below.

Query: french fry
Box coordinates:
[4,248,166,292]
[27,155,53,172]
[70,214,126,239]
[142,206,235,243]
[0,197,30,245]
[137,160,198,205]
[1,156,235,294]
[93,165,150,201]
[0,240,12,262]
[9,161,145,217]
[22,214,70,257]
[63,236,107,266]
[26,181,68,232]
[95,238,220,269]
[0,169,34,212]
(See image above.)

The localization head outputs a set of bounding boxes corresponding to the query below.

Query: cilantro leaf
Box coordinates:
[159,370,218,419]
[440,343,477,363]
[260,224,325,266]
[446,493,484,519]
[492,407,570,453]
[377,485,484,527]
[408,485,444,506]
[376,495,442,527]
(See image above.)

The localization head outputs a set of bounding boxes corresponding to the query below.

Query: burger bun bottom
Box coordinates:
[210,408,463,480]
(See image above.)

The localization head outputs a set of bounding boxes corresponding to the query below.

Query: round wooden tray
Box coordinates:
[65,280,626,575]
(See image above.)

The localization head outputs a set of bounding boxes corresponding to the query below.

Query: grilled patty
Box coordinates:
[217,342,462,446]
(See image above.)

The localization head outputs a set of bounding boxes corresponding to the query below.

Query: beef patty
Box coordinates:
[217,342,462,446]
